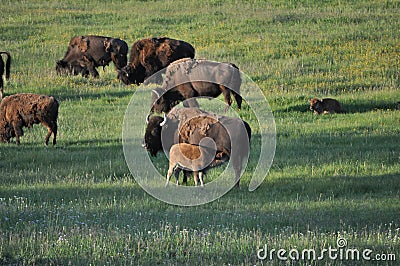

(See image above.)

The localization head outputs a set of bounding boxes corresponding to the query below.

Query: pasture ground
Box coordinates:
[1,0,399,265]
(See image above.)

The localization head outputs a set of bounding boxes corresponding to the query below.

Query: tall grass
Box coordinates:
[1,0,399,264]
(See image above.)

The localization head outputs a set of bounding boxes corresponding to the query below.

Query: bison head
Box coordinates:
[143,113,179,157]
[310,98,323,114]
[142,115,166,156]
[56,60,69,75]
[105,38,128,70]
[56,59,88,77]
[0,121,14,143]
[118,65,147,85]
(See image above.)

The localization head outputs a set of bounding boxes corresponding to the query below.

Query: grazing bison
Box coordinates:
[56,35,128,78]
[166,142,229,187]
[143,107,251,187]
[0,51,11,99]
[310,98,342,115]
[150,58,242,114]
[118,37,195,85]
[0,93,59,145]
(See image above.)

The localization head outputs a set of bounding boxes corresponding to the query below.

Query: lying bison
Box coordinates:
[166,142,229,187]
[56,35,128,78]
[118,37,195,85]
[310,98,342,115]
[143,107,251,187]
[0,93,59,145]
[0,51,11,99]
[150,59,242,114]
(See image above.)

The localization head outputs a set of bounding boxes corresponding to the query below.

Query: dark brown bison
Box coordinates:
[166,142,229,187]
[0,51,11,99]
[150,59,242,114]
[143,107,251,187]
[118,37,195,85]
[0,93,59,145]
[310,98,342,114]
[56,35,128,78]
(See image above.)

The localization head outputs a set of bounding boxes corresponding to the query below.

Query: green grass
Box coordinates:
[1,0,400,265]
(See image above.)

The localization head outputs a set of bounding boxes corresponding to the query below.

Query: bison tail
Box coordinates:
[48,97,60,112]
[232,91,242,110]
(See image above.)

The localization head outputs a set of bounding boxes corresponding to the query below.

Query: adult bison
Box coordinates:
[56,35,128,78]
[150,59,242,114]
[118,37,195,85]
[143,107,251,187]
[0,93,59,145]
[0,51,11,99]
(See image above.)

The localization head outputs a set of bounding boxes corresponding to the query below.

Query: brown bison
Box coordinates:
[0,51,11,99]
[0,93,59,145]
[56,35,128,78]
[143,107,251,187]
[310,98,342,115]
[166,142,229,187]
[118,37,195,85]
[150,59,242,114]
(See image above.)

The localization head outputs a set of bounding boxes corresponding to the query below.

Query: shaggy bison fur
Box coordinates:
[118,37,195,85]
[0,93,59,145]
[150,58,242,114]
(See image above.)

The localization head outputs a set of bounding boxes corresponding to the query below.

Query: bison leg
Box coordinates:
[182,170,190,185]
[198,171,204,187]
[12,121,23,145]
[233,163,242,188]
[88,64,99,78]
[42,121,57,146]
[174,167,182,185]
[192,171,205,187]
[219,85,233,111]
[230,154,243,188]
[82,56,99,78]
[166,163,180,187]
[166,164,175,187]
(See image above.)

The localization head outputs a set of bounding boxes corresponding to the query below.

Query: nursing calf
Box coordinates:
[166,143,228,187]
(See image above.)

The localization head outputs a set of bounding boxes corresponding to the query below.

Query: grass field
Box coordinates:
[1,0,400,265]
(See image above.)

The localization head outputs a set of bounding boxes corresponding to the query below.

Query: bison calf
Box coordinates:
[166,143,228,187]
[310,98,342,115]
[0,93,59,145]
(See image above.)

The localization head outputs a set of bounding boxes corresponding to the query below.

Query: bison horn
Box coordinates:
[146,114,150,124]
[159,113,167,127]
[152,89,160,98]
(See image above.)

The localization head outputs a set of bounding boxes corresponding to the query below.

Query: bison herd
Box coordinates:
[0,35,250,188]
[1,35,396,188]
